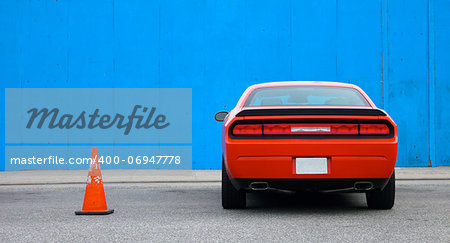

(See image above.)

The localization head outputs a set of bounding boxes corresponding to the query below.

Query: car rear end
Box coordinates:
[221,82,397,205]
[224,107,397,192]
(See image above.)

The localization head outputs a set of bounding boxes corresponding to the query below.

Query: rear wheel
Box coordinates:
[222,158,246,209]
[366,171,395,209]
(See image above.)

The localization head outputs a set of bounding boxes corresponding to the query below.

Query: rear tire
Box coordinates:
[366,171,395,209]
[222,158,246,209]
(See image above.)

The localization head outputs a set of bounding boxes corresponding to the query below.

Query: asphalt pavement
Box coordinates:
[1,167,450,185]
[0,180,449,242]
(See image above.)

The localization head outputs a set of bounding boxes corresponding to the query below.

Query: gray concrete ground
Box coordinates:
[1,167,450,185]
[0,180,449,242]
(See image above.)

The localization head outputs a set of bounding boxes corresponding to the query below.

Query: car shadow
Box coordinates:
[245,189,368,212]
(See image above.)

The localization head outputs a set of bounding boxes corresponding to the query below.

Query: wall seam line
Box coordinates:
[428,0,436,167]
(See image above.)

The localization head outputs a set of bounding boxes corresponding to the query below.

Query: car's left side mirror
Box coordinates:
[214,111,228,122]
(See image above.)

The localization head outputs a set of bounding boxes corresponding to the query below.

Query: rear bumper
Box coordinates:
[231,178,390,192]
[224,138,397,180]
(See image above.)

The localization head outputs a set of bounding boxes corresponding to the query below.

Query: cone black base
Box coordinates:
[75,209,114,215]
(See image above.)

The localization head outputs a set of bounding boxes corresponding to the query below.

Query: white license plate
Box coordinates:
[295,157,328,174]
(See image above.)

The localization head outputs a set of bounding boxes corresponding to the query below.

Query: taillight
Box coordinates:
[264,124,358,135]
[330,124,359,134]
[360,124,390,135]
[232,123,390,136]
[263,124,292,135]
[232,124,262,135]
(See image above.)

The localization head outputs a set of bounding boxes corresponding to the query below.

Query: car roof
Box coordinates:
[235,81,377,109]
[249,81,358,89]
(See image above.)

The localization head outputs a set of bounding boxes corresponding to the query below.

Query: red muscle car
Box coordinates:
[215,81,397,209]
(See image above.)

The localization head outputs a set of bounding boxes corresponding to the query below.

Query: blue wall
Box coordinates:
[1,0,449,170]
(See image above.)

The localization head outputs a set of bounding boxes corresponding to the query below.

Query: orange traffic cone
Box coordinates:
[75,147,114,215]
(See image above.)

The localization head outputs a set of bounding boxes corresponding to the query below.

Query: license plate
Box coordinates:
[295,157,328,174]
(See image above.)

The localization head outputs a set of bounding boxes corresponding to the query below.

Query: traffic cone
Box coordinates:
[75,147,114,215]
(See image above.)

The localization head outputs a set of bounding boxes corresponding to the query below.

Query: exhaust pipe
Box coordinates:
[354,181,374,191]
[249,182,269,191]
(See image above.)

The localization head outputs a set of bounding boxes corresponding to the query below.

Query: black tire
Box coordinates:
[222,158,246,209]
[366,171,395,209]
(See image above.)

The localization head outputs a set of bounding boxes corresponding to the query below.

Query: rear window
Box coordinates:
[244,86,370,107]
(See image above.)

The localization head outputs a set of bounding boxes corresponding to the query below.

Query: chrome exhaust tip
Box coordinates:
[249,182,269,191]
[354,181,374,191]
